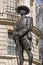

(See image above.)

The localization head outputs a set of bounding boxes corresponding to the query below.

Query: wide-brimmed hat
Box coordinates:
[16,6,30,15]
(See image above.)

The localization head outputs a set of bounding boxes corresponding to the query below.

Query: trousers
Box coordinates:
[17,37,33,65]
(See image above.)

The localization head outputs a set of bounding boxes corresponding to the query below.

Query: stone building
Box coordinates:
[36,1,43,65]
[0,0,41,65]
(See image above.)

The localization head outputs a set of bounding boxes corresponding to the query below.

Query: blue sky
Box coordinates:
[36,0,41,3]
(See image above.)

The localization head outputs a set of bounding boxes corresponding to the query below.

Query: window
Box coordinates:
[7,0,16,13]
[36,17,39,28]
[7,32,16,55]
[42,16,43,28]
[39,39,43,64]
[7,0,16,20]
[7,14,15,21]
[0,0,4,15]
[36,15,42,30]
[39,49,43,64]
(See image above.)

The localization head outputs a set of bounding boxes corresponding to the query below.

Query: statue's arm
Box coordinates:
[18,25,31,37]
[27,17,33,39]
[13,26,19,39]
[13,24,30,39]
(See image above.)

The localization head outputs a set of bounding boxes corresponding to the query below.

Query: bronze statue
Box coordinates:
[13,6,33,65]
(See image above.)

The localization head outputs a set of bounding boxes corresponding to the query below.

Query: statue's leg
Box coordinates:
[22,37,33,65]
[17,38,24,65]
[18,50,24,65]
[27,50,33,65]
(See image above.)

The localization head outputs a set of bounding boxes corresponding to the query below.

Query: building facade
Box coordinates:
[0,0,41,65]
[36,1,43,65]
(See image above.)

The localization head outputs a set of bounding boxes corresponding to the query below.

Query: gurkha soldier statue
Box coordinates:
[13,6,33,65]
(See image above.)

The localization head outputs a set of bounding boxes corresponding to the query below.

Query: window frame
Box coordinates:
[7,32,16,55]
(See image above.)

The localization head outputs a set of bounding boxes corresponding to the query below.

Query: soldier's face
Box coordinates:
[20,10,26,16]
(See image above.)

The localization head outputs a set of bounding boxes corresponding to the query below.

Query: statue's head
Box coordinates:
[16,6,30,16]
